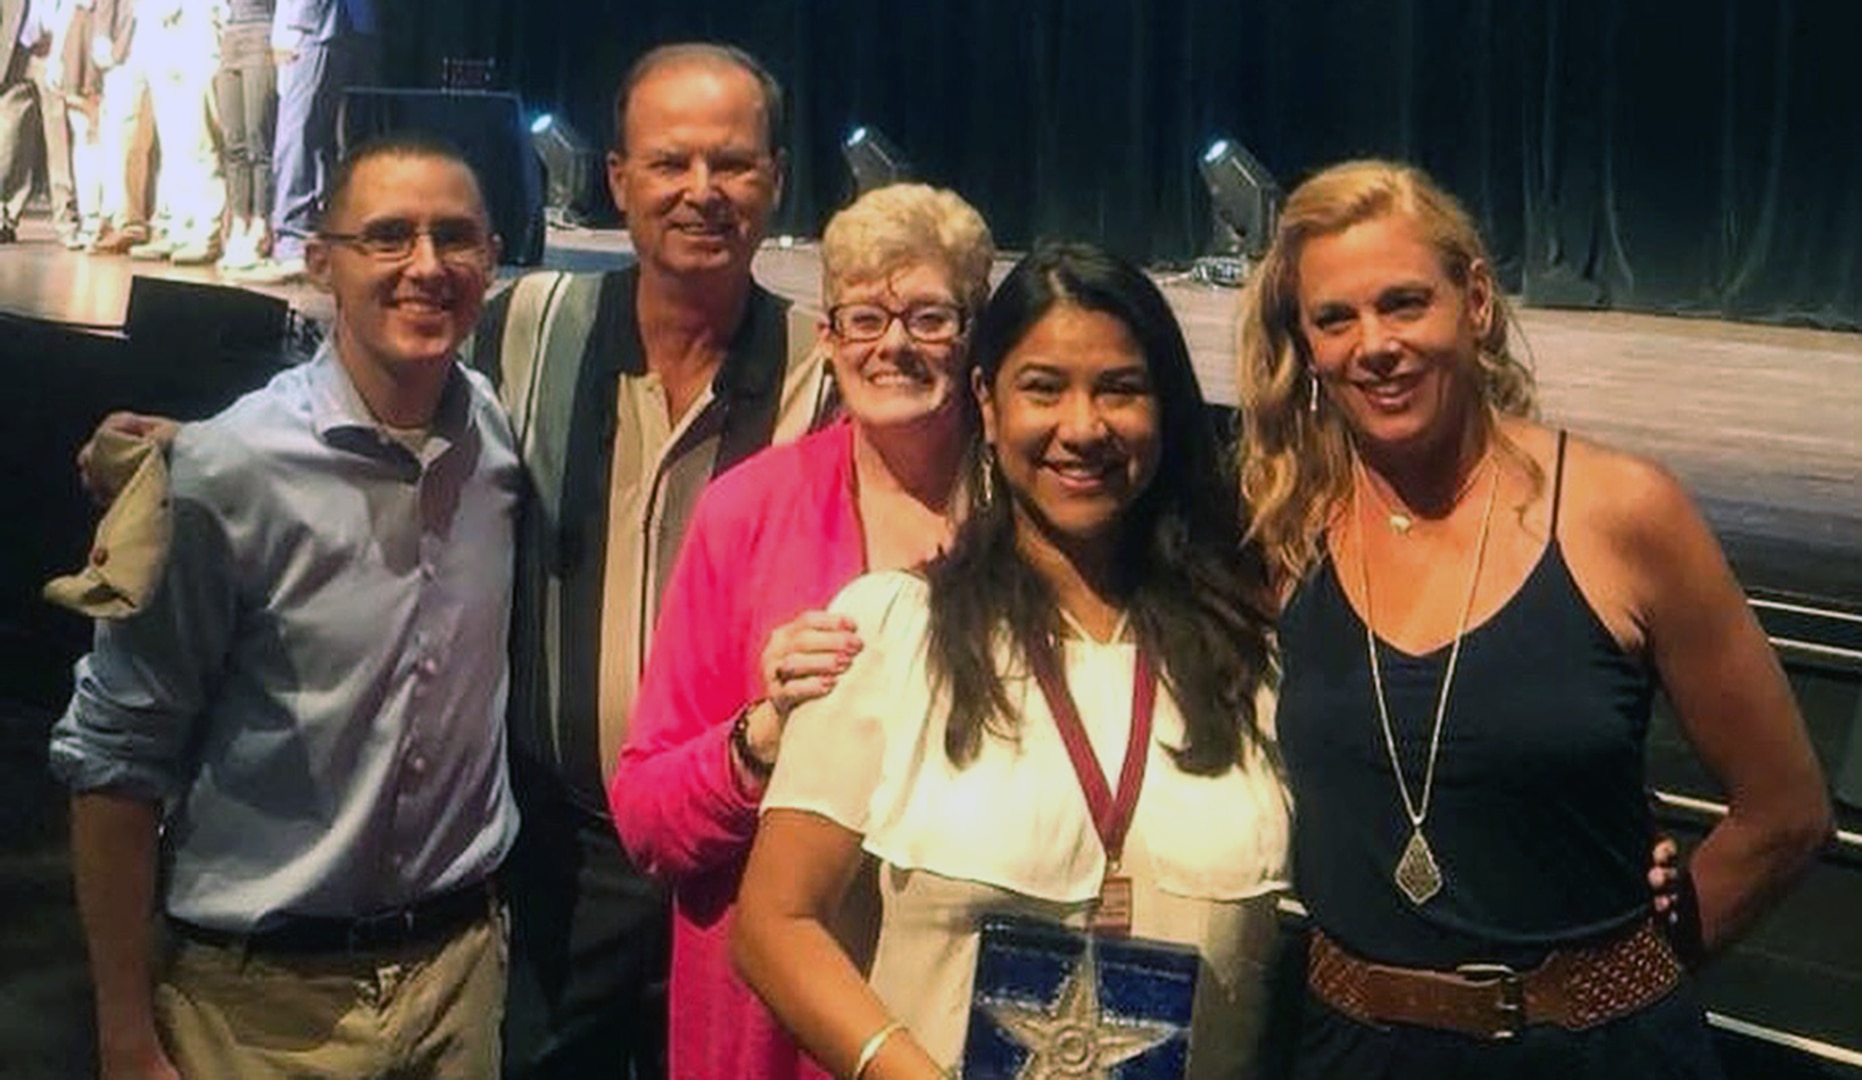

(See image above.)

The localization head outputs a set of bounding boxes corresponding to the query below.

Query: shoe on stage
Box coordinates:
[225,256,307,285]
[130,236,177,261]
[172,241,222,267]
[90,224,151,255]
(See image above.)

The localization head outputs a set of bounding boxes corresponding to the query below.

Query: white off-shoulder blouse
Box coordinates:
[764,571,1292,1078]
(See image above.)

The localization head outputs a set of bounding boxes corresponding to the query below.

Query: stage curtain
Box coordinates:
[379,0,1862,330]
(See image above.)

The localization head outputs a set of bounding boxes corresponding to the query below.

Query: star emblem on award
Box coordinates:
[983,949,1178,1079]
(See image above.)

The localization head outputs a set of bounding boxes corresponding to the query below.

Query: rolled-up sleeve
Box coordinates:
[49,446,238,802]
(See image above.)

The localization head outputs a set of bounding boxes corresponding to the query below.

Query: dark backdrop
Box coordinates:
[384,0,1862,329]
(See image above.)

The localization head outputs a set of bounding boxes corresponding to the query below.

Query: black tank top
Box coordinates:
[1278,433,1656,968]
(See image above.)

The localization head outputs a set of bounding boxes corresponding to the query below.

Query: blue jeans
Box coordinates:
[270,34,378,259]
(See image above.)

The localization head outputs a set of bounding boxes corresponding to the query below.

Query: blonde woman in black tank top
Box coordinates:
[1236,159,1830,1077]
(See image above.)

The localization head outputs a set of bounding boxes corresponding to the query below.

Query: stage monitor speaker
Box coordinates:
[341,87,547,266]
[125,276,290,359]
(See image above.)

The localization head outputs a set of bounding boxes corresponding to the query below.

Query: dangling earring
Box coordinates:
[978,446,997,508]
[1307,369,1321,414]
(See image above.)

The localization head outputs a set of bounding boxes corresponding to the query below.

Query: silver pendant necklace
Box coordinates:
[1352,452,1499,907]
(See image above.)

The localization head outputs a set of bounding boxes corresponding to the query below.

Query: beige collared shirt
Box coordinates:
[596,374,716,783]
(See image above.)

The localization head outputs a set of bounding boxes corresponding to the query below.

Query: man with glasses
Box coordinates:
[52,134,518,1079]
[465,42,834,1080]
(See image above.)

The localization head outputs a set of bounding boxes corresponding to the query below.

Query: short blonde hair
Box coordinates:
[820,183,994,314]
[1236,159,1537,584]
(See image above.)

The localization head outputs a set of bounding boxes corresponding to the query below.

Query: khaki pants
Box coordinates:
[67,96,104,229]
[96,64,153,230]
[155,913,506,1080]
[144,54,225,248]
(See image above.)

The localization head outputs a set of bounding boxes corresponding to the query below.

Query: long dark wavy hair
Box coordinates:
[925,242,1276,775]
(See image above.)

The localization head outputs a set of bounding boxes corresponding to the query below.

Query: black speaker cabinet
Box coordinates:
[125,276,290,358]
[340,87,547,266]
[121,276,298,417]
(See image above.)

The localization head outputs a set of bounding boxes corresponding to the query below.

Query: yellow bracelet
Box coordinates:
[852,1019,906,1080]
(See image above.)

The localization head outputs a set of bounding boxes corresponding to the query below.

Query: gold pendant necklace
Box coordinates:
[1361,460,1486,537]
[1353,453,1498,907]
[1362,479,1416,535]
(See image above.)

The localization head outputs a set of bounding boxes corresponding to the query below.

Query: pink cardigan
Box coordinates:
[611,421,866,1080]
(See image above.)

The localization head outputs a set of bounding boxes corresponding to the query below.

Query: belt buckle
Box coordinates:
[346,907,416,952]
[1454,962,1525,1039]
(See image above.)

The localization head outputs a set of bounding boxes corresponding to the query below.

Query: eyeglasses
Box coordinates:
[319,219,491,263]
[828,302,966,344]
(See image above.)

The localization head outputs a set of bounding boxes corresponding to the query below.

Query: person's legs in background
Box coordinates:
[0,46,37,243]
[162,69,224,264]
[90,58,155,254]
[28,53,80,244]
[216,20,275,273]
[54,3,104,248]
[263,42,327,280]
[125,66,174,262]
[134,17,222,266]
[246,38,278,260]
[68,93,102,245]
[258,31,375,282]
[212,61,250,268]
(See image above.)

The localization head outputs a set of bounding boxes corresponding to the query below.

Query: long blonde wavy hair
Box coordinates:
[1236,159,1538,586]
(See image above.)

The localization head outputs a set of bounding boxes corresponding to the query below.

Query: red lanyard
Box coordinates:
[1024,636,1157,871]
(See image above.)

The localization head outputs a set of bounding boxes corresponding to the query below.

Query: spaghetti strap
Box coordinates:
[1549,429,1569,539]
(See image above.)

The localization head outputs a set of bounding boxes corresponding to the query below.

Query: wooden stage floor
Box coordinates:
[5,213,1858,607]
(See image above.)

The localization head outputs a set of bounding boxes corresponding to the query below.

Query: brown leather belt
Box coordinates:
[1307,919,1682,1039]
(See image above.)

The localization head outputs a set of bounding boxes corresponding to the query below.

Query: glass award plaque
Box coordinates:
[963,915,1198,1079]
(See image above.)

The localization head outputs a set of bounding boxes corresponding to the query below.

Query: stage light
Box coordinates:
[1195,137,1281,286]
[529,113,601,226]
[843,126,911,195]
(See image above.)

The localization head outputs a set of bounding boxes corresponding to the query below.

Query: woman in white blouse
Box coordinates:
[733,242,1290,1079]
